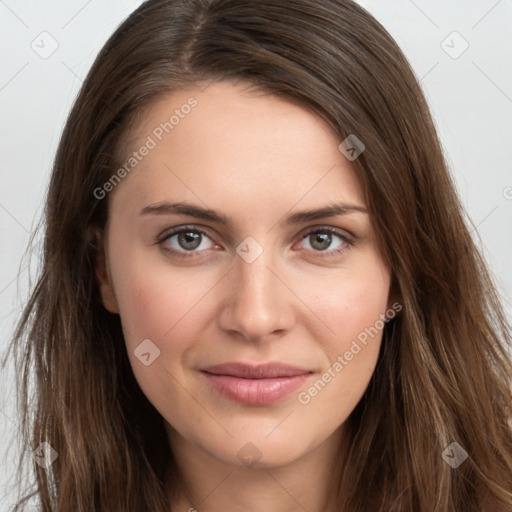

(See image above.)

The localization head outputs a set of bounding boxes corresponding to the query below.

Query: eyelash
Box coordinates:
[156,225,355,260]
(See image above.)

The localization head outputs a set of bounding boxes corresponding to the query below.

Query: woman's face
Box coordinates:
[97,80,393,469]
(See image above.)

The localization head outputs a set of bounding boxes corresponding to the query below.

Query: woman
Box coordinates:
[5,0,512,510]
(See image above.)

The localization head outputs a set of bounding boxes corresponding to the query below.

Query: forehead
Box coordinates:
[109,80,365,220]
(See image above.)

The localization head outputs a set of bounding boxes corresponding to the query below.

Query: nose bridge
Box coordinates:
[218,239,293,339]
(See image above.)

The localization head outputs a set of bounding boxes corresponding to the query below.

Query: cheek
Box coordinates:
[111,262,212,350]
[293,258,390,413]
[295,255,391,348]
[109,261,215,404]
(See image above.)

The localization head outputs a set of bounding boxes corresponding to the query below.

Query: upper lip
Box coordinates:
[201,362,312,379]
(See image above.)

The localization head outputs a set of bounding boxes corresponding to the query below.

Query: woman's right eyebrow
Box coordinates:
[139,200,368,227]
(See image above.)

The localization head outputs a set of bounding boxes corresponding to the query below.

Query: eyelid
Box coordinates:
[157,224,213,241]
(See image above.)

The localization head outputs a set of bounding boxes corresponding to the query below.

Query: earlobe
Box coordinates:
[90,227,120,314]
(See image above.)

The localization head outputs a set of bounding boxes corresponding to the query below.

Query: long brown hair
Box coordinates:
[4,0,512,510]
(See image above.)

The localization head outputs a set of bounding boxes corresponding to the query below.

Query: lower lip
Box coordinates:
[202,372,310,405]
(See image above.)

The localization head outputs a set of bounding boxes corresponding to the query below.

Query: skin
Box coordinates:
[96,80,393,512]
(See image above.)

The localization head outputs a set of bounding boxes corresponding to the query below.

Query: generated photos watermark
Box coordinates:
[93,97,198,200]
[298,301,402,405]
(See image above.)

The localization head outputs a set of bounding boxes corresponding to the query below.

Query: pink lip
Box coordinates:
[201,362,312,405]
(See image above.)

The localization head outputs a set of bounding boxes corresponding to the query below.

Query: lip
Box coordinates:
[202,362,311,378]
[201,362,312,405]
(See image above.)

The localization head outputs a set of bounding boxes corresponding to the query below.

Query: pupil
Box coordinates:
[311,232,331,251]
[179,231,201,250]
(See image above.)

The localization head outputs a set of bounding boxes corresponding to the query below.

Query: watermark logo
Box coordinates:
[338,134,365,161]
[236,236,264,263]
[237,442,262,467]
[31,31,59,59]
[441,441,468,468]
[32,442,58,469]
[134,338,161,366]
[441,31,469,59]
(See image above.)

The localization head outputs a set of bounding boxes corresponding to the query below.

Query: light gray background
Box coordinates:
[1,0,511,508]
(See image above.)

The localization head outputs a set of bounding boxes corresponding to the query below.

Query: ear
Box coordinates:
[89,227,120,314]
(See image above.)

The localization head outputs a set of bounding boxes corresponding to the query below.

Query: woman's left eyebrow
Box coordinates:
[282,202,368,224]
[139,200,368,227]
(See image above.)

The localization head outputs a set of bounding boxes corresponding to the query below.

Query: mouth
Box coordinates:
[200,362,313,405]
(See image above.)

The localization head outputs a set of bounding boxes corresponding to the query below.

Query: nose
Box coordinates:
[217,245,296,343]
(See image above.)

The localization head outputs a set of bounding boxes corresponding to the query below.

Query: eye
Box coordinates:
[156,225,354,260]
[296,227,353,256]
[158,226,216,257]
